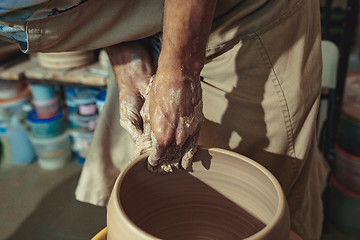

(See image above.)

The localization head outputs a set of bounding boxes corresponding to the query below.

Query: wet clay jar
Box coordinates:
[107,147,291,240]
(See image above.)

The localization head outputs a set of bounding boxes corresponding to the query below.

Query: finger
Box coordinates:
[119,116,142,142]
[175,121,189,146]
[147,136,162,167]
[119,101,143,141]
[147,149,180,173]
[180,130,200,170]
[134,136,152,156]
[147,115,199,172]
[147,114,176,166]
[148,137,172,167]
[148,138,180,172]
[134,120,152,156]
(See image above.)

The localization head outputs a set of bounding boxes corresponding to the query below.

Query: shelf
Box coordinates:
[0,58,109,86]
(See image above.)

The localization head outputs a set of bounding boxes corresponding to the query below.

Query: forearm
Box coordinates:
[104,42,155,142]
[105,42,154,93]
[157,0,217,78]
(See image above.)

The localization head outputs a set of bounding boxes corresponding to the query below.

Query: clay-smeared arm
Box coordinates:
[105,42,154,144]
[146,0,217,171]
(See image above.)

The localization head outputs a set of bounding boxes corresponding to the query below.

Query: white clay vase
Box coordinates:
[107,147,292,240]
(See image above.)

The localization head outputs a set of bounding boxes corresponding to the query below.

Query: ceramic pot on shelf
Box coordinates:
[37,51,95,70]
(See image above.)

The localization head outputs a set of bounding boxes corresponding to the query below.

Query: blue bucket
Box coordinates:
[95,90,107,113]
[26,110,66,138]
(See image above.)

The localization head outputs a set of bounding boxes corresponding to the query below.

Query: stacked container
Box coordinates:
[27,84,72,170]
[0,81,35,167]
[65,87,102,165]
[330,73,360,235]
[95,90,107,113]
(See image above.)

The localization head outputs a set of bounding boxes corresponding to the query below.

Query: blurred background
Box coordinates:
[0,0,360,239]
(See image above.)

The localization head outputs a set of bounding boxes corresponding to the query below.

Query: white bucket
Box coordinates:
[29,130,72,170]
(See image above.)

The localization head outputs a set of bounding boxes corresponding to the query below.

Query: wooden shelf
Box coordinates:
[0,57,30,81]
[0,58,109,86]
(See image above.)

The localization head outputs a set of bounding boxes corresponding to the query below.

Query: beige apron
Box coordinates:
[0,0,164,52]
[17,0,329,239]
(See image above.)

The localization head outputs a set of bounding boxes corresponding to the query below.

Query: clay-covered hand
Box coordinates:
[105,42,154,153]
[141,71,204,172]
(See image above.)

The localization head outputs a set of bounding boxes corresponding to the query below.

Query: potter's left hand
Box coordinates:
[105,42,154,154]
[141,69,204,172]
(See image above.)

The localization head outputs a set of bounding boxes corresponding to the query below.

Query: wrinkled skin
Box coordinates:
[105,0,216,172]
[142,73,203,172]
[105,41,204,172]
[146,0,215,171]
[105,42,154,148]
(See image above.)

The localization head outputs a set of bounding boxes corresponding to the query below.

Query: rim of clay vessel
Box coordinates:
[108,147,289,240]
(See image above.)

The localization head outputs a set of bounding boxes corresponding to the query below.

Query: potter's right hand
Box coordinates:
[105,42,154,148]
[140,67,204,173]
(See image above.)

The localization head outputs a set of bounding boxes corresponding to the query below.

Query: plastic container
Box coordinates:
[29,131,72,170]
[64,88,80,129]
[0,86,33,128]
[26,110,66,138]
[77,114,98,131]
[32,96,60,119]
[0,88,35,166]
[78,103,97,116]
[64,86,81,101]
[0,112,35,166]
[67,111,79,130]
[95,90,106,113]
[0,85,31,112]
[66,107,78,129]
[70,130,93,162]
[75,152,86,165]
[337,113,360,157]
[0,81,27,100]
[65,98,78,114]
[30,84,55,101]
[0,110,12,166]
[9,117,36,165]
[334,145,360,194]
[329,174,360,235]
[73,89,99,116]
[68,112,98,132]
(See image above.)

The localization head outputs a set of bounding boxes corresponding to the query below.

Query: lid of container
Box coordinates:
[96,90,107,102]
[75,112,98,121]
[73,90,98,105]
[32,96,59,106]
[65,99,78,108]
[26,109,63,123]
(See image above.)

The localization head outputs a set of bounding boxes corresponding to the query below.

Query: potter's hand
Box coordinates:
[141,0,215,171]
[142,70,204,172]
[105,42,154,151]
